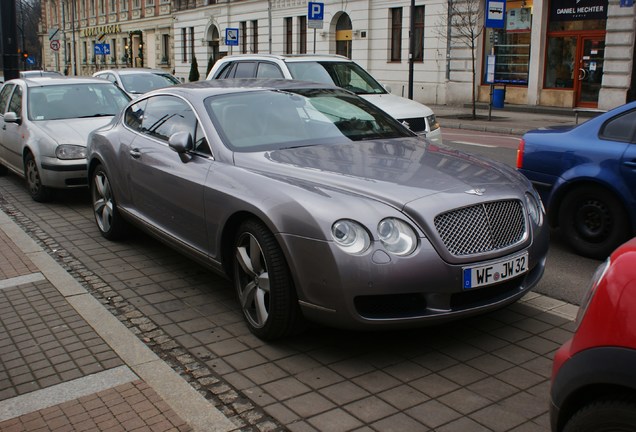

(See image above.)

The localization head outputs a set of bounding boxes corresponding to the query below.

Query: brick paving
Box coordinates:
[0,172,580,431]
[0,381,192,432]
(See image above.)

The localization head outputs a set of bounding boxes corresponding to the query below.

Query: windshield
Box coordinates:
[120,72,180,94]
[287,61,387,95]
[205,88,412,152]
[28,83,130,121]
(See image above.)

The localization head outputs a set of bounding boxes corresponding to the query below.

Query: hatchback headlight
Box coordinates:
[427,114,440,131]
[56,144,86,160]
[331,220,370,254]
[525,192,544,226]
[377,218,417,256]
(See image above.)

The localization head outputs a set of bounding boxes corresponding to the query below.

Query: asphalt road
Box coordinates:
[443,128,601,306]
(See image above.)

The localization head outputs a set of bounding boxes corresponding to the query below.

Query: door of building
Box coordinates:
[575,37,605,107]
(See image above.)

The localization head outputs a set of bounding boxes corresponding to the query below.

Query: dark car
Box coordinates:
[550,237,636,432]
[517,101,636,259]
[87,79,548,340]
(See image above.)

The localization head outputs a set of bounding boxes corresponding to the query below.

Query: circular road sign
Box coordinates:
[50,40,60,51]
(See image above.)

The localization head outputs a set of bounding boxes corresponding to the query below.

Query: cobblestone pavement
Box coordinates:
[0,172,578,432]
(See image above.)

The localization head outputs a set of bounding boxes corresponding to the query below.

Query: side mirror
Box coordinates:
[168,131,193,154]
[4,112,21,125]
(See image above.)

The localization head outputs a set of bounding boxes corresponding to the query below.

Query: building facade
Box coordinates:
[40,0,635,110]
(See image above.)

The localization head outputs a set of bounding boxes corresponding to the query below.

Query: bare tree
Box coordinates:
[438,0,485,119]
[17,0,42,69]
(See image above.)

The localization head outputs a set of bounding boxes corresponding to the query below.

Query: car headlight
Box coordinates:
[427,114,440,131]
[56,144,86,160]
[525,192,544,226]
[377,218,417,256]
[574,258,610,329]
[331,220,370,254]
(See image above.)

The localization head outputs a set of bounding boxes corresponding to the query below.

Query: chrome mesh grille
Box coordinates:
[434,200,526,256]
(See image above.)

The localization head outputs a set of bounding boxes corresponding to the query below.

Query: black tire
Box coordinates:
[91,164,127,240]
[233,219,304,340]
[559,186,630,260]
[563,398,636,432]
[24,152,52,202]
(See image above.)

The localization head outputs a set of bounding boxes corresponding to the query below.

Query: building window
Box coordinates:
[90,0,95,16]
[483,1,532,86]
[109,0,115,12]
[284,17,293,54]
[83,41,87,62]
[133,0,140,9]
[99,0,105,15]
[147,0,154,5]
[120,0,127,11]
[189,27,195,61]
[298,16,307,54]
[111,38,117,62]
[251,20,258,53]
[240,21,247,54]
[544,37,576,88]
[182,28,187,62]
[413,5,425,62]
[390,8,402,62]
[162,34,170,63]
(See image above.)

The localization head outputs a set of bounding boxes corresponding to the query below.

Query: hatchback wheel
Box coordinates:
[24,152,51,202]
[563,398,636,432]
[233,219,303,340]
[91,164,127,240]
[559,186,629,260]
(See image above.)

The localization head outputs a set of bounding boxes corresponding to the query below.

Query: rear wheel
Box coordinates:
[563,398,636,432]
[233,219,303,340]
[24,152,51,202]
[559,186,630,259]
[91,164,127,240]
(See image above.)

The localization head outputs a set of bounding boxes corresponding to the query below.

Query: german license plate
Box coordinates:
[463,252,528,290]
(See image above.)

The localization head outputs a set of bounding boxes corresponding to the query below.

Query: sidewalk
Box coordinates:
[0,209,237,432]
[430,102,589,136]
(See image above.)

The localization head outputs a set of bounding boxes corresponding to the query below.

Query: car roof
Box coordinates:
[5,76,119,87]
[150,78,343,96]
[216,54,352,63]
[95,68,174,75]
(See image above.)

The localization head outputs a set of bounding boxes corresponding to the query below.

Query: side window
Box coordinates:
[141,95,196,142]
[256,62,284,78]
[193,121,211,155]
[233,62,257,78]
[0,85,14,114]
[7,85,23,116]
[124,99,147,132]
[600,110,636,143]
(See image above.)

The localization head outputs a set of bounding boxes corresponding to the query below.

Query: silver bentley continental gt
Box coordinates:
[87,79,549,340]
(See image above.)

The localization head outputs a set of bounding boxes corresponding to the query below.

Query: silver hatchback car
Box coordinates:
[87,79,549,340]
[0,77,130,201]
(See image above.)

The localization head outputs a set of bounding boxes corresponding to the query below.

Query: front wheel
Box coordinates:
[563,398,636,432]
[559,186,630,260]
[91,164,127,240]
[24,152,51,202]
[233,219,303,340]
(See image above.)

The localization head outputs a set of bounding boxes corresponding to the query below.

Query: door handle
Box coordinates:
[129,148,141,159]
[578,68,588,80]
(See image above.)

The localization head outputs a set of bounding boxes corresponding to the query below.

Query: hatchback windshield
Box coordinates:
[205,88,412,151]
[286,62,387,95]
[28,83,130,121]
[120,72,180,94]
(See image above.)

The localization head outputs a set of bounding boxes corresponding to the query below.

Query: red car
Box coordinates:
[550,238,636,432]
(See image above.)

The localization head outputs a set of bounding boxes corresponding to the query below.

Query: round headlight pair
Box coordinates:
[525,192,544,226]
[331,218,417,256]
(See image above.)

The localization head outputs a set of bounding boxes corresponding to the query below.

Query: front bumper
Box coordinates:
[39,156,88,188]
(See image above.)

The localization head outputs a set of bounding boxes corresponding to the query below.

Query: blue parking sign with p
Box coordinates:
[308,2,324,20]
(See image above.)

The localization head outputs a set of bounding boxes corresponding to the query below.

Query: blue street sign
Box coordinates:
[225,28,239,46]
[620,0,634,7]
[486,0,506,28]
[26,57,35,65]
[308,2,324,21]
[102,44,111,55]
[94,43,111,55]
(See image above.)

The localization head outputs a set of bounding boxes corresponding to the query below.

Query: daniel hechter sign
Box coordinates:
[81,24,121,38]
[550,0,609,21]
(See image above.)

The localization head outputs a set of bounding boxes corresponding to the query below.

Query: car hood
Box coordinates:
[35,117,114,145]
[234,138,526,211]
[360,92,434,119]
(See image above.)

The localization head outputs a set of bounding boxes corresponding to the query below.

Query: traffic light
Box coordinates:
[22,51,28,61]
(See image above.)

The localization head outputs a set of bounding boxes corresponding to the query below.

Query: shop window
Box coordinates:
[545,37,576,88]
[483,2,532,86]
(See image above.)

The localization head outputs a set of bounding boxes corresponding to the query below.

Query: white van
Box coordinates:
[207,54,442,144]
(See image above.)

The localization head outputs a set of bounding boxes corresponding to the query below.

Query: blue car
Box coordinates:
[517,101,636,259]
